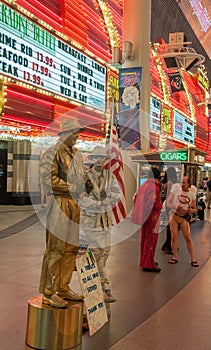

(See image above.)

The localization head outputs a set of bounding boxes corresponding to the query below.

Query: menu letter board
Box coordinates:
[0,3,106,111]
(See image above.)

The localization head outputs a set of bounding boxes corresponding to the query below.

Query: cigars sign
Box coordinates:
[0,2,106,111]
[160,150,188,162]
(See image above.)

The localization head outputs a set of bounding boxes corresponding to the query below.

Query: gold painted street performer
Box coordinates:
[39,118,85,308]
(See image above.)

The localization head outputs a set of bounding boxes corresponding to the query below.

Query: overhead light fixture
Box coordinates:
[155,33,205,71]
[160,47,205,71]
[122,41,134,61]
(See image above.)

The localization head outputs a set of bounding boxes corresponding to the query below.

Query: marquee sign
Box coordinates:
[0,3,106,111]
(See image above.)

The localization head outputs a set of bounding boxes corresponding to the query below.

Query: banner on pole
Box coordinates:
[76,251,108,336]
[119,67,142,150]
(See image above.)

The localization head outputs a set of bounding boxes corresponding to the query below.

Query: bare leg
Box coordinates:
[170,216,179,260]
[180,220,195,261]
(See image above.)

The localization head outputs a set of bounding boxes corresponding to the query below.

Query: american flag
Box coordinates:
[106,121,127,224]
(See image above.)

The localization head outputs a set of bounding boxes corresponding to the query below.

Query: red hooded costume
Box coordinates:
[131,178,162,269]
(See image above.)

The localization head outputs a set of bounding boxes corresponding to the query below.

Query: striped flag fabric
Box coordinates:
[107,123,127,224]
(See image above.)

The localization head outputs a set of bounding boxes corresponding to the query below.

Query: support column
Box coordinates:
[122,0,151,152]
[121,0,152,211]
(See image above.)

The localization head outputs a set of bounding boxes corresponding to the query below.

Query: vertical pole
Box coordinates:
[122,0,151,152]
[121,0,152,212]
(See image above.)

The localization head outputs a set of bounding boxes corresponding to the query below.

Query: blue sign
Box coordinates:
[173,111,195,144]
[150,97,161,132]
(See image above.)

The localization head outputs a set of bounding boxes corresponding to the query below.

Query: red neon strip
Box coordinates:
[64,19,88,37]
[2,115,49,128]
[88,37,110,56]
[19,0,62,21]
[86,47,109,62]
[65,3,87,23]
[8,84,56,104]
[109,9,123,27]
[86,16,106,33]
[83,3,101,21]
[88,32,109,51]
[63,29,88,47]
[64,14,87,31]
[7,89,53,106]
[65,6,88,25]
[66,0,83,7]
[80,132,104,139]
[87,21,108,40]
[88,35,109,52]
[16,0,62,31]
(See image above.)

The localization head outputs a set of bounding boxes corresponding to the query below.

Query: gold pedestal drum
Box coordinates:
[25,295,83,350]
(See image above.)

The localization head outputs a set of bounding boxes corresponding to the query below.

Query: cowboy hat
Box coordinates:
[87,146,110,160]
[58,118,84,135]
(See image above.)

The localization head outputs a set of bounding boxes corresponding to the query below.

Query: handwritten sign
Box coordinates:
[76,251,108,336]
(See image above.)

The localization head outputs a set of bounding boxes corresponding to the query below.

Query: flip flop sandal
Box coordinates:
[191,261,199,267]
[168,258,178,264]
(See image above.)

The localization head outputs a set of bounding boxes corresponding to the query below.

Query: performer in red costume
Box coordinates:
[131,167,163,272]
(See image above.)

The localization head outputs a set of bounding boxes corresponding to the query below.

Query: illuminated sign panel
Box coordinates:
[162,105,172,135]
[150,97,161,132]
[160,150,188,162]
[197,69,209,92]
[173,111,195,144]
[0,3,106,111]
[108,71,119,102]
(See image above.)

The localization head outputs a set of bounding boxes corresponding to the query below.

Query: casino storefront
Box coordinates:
[0,1,209,205]
[0,0,122,204]
[130,148,207,189]
[138,41,210,190]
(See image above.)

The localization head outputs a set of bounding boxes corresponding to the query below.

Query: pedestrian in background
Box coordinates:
[131,167,163,273]
[167,175,199,267]
[161,167,178,255]
[206,176,211,209]
[203,177,208,191]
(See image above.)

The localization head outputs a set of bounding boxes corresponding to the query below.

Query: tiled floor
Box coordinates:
[0,207,211,350]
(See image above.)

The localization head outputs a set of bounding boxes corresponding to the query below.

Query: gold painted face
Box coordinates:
[62,130,80,147]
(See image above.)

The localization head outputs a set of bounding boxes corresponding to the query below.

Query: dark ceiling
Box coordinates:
[151,0,211,84]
